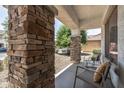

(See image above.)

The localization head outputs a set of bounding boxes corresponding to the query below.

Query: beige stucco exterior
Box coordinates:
[82,40,101,52]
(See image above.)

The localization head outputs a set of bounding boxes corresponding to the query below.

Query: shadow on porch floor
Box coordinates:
[55,62,113,88]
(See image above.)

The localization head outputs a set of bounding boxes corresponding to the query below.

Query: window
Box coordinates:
[105,6,118,64]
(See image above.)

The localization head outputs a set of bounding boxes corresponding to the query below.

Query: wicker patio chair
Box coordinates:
[73,62,111,88]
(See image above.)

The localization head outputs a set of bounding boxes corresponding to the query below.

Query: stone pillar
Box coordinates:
[118,5,124,87]
[101,25,105,62]
[70,29,81,63]
[8,5,57,88]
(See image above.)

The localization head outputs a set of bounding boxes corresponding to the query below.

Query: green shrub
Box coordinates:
[92,49,101,55]
[91,54,98,61]
[91,49,101,61]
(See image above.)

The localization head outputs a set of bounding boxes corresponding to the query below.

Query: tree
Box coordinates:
[56,25,87,49]
[80,30,87,45]
[56,25,71,48]
[2,18,8,32]
[1,17,8,48]
[80,30,87,52]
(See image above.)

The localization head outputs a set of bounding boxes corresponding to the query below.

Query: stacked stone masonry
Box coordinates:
[70,36,81,63]
[8,5,55,88]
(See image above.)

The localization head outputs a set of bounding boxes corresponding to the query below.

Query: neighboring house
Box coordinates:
[82,33,101,52]
[0,30,6,48]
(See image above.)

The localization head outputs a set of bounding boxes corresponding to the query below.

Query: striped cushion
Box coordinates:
[93,63,108,82]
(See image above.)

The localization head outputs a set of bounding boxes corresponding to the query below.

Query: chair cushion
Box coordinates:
[93,62,108,82]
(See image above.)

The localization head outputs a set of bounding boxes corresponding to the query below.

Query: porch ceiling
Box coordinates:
[55,5,109,30]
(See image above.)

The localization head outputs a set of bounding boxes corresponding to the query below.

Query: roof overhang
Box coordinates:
[55,5,111,30]
[55,5,79,29]
[4,5,115,31]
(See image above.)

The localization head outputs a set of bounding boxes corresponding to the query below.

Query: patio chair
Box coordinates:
[73,62,111,88]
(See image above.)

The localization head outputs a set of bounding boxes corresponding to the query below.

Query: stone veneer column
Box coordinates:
[8,5,57,88]
[118,5,124,87]
[70,30,81,63]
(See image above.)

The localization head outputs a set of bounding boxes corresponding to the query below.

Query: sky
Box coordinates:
[0,5,8,30]
[0,5,101,35]
[54,18,63,36]
[87,28,101,36]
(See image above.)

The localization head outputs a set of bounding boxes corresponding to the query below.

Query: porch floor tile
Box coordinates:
[55,62,113,88]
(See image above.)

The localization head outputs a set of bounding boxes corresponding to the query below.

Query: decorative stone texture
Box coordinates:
[8,5,56,88]
[70,36,81,63]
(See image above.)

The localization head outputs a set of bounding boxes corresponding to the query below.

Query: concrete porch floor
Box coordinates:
[55,62,114,88]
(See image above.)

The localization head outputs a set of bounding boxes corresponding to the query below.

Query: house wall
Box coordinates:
[118,5,124,87]
[82,40,101,52]
[105,6,118,64]
[104,5,124,87]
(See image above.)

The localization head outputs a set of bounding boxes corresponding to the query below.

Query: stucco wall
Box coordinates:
[82,40,101,52]
[118,5,124,87]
